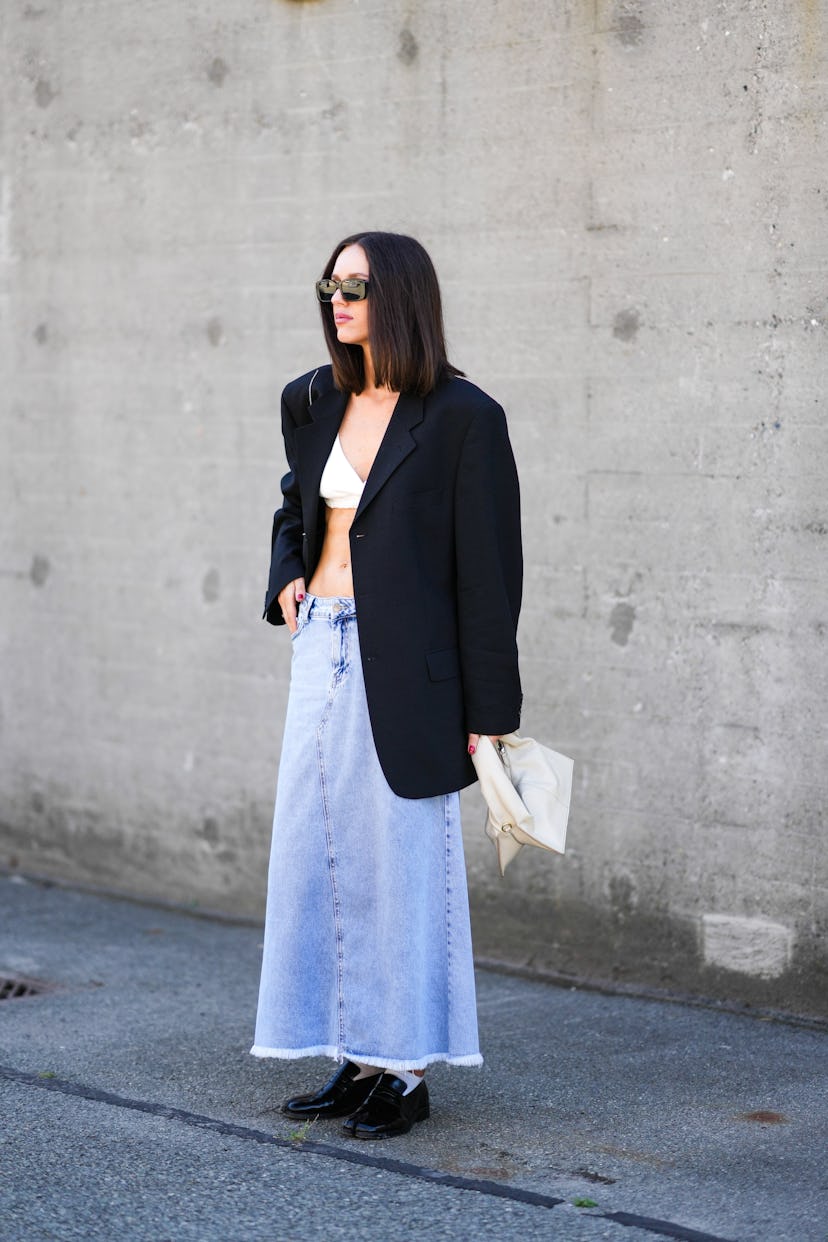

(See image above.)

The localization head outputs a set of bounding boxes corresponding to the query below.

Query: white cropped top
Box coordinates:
[319,435,365,509]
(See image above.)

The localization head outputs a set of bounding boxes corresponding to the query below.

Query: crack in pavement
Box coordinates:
[2,1063,736,1242]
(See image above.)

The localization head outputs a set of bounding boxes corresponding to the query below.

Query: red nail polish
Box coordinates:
[468,745,476,755]
[296,593,305,601]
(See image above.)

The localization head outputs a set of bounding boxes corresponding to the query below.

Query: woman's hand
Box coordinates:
[278,577,306,634]
[467,733,503,756]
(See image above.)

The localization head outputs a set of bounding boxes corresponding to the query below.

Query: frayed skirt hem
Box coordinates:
[249,1043,483,1070]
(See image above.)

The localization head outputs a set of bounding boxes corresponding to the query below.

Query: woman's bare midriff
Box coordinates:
[307,505,357,598]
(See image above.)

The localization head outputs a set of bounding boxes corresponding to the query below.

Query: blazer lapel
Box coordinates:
[355,392,424,519]
[293,388,425,538]
[294,388,347,551]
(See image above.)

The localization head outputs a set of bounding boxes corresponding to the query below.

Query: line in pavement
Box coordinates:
[2,1063,734,1242]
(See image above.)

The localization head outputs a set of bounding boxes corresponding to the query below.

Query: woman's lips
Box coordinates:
[334,315,352,325]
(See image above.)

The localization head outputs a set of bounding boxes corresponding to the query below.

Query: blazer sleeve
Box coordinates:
[453,400,523,735]
[263,384,307,626]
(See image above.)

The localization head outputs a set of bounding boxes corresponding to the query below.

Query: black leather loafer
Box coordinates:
[281,1061,382,1119]
[342,1073,430,1139]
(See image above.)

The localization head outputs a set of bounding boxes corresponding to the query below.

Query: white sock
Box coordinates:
[352,1061,383,1080]
[395,1070,424,1095]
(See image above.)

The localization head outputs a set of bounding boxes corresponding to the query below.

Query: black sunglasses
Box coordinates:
[316,277,370,303]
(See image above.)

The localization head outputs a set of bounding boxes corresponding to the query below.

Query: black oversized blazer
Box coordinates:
[264,364,523,799]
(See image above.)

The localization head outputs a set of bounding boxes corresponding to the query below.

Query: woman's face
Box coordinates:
[330,243,370,350]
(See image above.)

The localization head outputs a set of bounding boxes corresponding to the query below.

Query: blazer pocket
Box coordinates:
[395,487,446,508]
[427,647,461,682]
[394,487,447,529]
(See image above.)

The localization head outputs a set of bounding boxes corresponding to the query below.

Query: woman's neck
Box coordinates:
[360,350,398,401]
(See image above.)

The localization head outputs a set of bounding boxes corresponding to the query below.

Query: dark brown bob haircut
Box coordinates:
[319,231,464,397]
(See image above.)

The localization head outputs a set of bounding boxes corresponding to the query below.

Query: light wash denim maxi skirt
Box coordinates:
[251,595,482,1071]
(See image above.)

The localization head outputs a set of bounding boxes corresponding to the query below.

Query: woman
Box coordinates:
[251,231,522,1139]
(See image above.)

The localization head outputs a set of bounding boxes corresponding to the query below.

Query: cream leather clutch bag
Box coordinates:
[470,732,574,876]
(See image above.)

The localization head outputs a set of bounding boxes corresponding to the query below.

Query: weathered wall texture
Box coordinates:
[1,1,826,1014]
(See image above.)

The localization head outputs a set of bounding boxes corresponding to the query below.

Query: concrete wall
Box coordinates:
[1,0,826,1015]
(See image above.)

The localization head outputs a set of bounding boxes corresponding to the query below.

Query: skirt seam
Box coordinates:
[445,793,453,1023]
[317,718,346,1061]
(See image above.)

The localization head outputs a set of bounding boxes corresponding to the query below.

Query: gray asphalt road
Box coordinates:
[1,875,825,1242]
